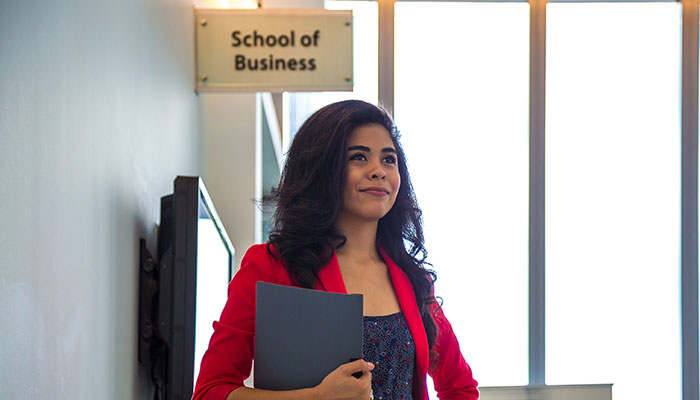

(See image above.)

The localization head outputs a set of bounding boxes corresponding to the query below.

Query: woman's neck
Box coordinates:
[334,217,381,262]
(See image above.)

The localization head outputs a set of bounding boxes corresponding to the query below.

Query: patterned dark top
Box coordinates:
[362,312,415,400]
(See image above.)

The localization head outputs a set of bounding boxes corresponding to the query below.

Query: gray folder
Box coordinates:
[254,282,363,391]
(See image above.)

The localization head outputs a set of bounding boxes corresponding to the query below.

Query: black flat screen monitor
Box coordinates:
[157,176,235,400]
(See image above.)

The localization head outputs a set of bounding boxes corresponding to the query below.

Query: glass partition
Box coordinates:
[395,1,531,388]
[545,4,681,399]
[194,194,233,391]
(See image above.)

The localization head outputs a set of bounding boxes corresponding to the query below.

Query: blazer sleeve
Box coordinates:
[192,244,281,400]
[429,304,480,400]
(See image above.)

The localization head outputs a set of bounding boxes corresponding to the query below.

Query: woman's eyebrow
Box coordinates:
[347,145,397,154]
[347,145,370,152]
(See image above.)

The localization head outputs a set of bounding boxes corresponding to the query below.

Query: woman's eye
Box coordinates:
[384,155,397,164]
[349,153,367,161]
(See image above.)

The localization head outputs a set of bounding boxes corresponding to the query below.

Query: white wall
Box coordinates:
[0,0,200,398]
[199,93,259,271]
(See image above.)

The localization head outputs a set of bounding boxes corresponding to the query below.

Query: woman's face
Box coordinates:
[338,123,401,224]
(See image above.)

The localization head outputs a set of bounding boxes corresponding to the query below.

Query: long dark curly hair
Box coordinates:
[266,100,439,352]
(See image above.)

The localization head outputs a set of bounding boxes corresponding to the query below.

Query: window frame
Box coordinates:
[332,0,699,398]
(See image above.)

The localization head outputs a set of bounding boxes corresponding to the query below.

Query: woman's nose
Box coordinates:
[369,163,386,180]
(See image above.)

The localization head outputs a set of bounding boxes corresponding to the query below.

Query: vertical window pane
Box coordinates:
[546,4,681,400]
[286,1,378,136]
[194,205,231,391]
[395,2,530,388]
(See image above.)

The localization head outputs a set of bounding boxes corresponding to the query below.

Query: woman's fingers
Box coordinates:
[346,361,373,397]
[357,368,373,385]
[315,359,374,400]
[341,359,374,377]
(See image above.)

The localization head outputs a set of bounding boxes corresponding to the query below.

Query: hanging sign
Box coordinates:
[195,8,353,92]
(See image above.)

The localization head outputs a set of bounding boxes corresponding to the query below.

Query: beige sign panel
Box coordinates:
[195,8,353,92]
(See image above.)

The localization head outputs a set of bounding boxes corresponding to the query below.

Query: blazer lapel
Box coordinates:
[315,252,348,294]
[379,248,429,384]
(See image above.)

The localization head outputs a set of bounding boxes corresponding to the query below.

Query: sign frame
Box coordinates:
[194,8,353,93]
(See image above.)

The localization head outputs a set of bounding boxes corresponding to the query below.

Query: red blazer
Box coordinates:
[192,244,479,400]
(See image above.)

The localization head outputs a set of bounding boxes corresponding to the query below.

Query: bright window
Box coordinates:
[395,1,530,388]
[545,4,681,400]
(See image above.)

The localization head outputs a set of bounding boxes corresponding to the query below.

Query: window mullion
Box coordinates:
[378,0,395,116]
[681,0,699,399]
[529,0,547,386]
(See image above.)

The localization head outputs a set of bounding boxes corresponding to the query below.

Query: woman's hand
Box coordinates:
[313,359,374,400]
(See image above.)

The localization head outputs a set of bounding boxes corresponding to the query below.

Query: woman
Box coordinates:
[193,100,478,400]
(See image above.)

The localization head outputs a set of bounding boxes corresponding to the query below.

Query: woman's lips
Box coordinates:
[360,188,389,196]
